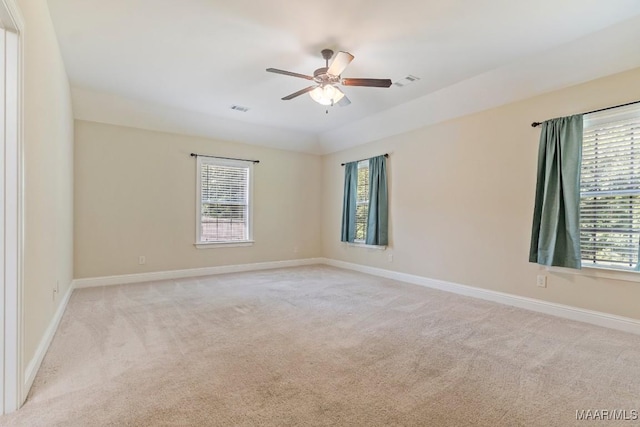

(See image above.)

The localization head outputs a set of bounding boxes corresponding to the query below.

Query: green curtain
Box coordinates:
[529,114,583,269]
[366,155,389,246]
[341,162,358,242]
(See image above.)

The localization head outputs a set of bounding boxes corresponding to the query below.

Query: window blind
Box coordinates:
[200,163,249,242]
[355,160,369,241]
[580,106,640,269]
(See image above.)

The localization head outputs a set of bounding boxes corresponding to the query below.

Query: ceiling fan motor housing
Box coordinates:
[313,67,340,85]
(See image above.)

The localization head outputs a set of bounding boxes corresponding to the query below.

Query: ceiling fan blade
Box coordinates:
[266,68,314,81]
[337,94,351,107]
[282,85,317,100]
[332,87,351,107]
[342,78,392,88]
[327,51,354,76]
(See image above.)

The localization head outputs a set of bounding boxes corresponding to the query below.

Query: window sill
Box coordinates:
[195,240,254,249]
[346,242,387,250]
[545,264,640,283]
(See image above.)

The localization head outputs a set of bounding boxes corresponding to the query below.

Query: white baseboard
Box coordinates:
[72,258,324,289]
[321,258,640,335]
[23,282,74,400]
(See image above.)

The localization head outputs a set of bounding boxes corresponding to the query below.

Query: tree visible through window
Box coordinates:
[580,105,640,270]
[197,157,252,243]
[355,160,369,241]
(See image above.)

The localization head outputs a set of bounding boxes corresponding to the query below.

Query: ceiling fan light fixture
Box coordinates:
[309,84,344,106]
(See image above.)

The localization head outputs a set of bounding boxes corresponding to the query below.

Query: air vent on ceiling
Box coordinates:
[230,105,250,112]
[393,75,420,87]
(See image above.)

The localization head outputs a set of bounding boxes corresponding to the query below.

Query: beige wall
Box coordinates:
[74,121,322,278]
[322,67,640,320]
[18,0,74,368]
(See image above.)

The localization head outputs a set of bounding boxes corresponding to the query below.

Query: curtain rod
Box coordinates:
[531,99,640,128]
[190,153,260,164]
[341,153,389,166]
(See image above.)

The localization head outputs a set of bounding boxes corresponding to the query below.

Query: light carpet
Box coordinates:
[3,265,640,426]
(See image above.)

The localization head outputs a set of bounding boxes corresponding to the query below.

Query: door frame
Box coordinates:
[0,0,23,415]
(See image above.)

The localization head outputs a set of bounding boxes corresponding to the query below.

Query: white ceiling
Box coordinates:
[48,0,640,154]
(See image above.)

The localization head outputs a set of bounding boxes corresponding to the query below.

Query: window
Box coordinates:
[196,157,253,245]
[580,105,640,270]
[341,154,388,247]
[355,160,369,242]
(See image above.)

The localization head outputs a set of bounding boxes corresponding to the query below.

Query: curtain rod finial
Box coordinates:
[531,122,541,128]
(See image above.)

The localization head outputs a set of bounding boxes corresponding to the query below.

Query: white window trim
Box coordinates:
[195,241,254,249]
[546,265,640,284]
[346,242,387,250]
[195,157,254,247]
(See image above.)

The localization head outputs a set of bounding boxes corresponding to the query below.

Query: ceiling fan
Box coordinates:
[266,49,392,107]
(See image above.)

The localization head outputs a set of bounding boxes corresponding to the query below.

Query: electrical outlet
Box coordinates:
[293,246,299,254]
[388,253,393,262]
[536,275,547,288]
[53,280,59,300]
[139,256,146,265]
